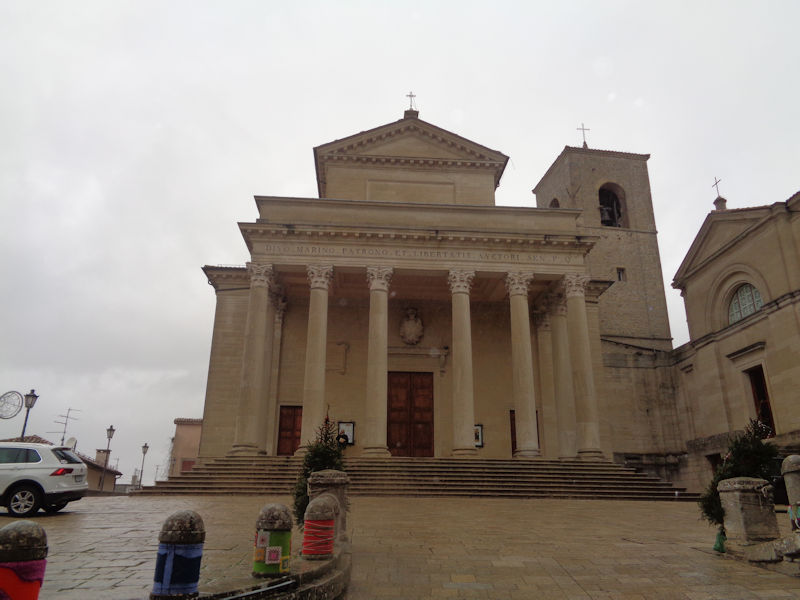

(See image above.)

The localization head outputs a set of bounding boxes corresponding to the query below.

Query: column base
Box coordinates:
[451,448,478,457]
[513,448,542,458]
[293,446,308,457]
[577,448,605,461]
[228,444,265,456]
[361,447,391,457]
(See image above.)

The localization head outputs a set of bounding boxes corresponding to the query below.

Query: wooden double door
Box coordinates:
[277,405,303,456]
[387,371,434,457]
[276,372,434,457]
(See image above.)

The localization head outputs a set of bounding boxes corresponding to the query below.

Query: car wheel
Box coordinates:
[7,484,41,517]
[43,501,68,514]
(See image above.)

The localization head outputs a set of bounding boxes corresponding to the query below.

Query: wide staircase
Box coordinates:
[139,456,697,501]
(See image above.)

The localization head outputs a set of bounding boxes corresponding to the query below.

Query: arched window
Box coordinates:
[549,198,560,208]
[598,184,625,227]
[728,283,764,324]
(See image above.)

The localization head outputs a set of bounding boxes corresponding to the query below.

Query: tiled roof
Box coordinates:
[0,435,122,475]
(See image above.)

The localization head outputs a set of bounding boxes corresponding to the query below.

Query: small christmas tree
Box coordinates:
[293,415,344,527]
[698,419,778,533]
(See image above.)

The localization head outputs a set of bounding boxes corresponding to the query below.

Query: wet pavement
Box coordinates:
[11,494,800,599]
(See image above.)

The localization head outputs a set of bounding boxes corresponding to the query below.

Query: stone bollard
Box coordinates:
[253,503,293,577]
[0,520,47,600]
[302,494,338,560]
[307,469,350,541]
[151,510,205,599]
[782,455,800,530]
[718,477,779,543]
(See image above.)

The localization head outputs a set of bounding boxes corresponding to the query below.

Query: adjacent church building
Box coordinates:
[195,108,800,492]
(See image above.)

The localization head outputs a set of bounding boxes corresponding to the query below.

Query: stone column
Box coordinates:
[448,269,477,457]
[564,275,603,460]
[533,309,557,458]
[231,263,275,455]
[298,265,333,453]
[363,266,393,457]
[506,272,540,457]
[262,289,286,455]
[548,292,578,459]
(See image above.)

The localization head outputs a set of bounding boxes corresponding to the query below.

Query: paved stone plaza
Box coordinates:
[14,495,799,599]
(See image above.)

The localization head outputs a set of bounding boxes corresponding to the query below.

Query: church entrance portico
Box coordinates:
[198,110,609,464]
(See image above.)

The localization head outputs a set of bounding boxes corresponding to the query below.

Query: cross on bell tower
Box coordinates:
[577,123,590,148]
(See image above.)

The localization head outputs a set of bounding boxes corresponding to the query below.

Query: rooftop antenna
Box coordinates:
[49,408,81,446]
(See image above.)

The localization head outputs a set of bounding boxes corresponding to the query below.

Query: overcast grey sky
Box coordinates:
[1,1,798,484]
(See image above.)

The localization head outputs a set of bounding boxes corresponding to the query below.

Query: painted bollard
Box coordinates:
[253,503,292,577]
[0,521,47,600]
[302,494,337,560]
[151,510,205,599]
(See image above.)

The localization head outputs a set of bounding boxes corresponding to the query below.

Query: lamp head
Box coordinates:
[24,389,38,409]
[106,425,115,440]
[142,442,149,455]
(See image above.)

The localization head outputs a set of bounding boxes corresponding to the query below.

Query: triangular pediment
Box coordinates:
[353,133,467,160]
[673,207,771,287]
[314,113,509,198]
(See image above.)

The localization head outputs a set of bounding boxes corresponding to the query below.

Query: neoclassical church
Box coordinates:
[195,108,800,492]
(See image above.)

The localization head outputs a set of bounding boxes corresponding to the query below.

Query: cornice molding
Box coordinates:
[240,223,596,252]
[320,121,501,161]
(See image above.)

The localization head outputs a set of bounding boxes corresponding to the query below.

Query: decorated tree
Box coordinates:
[293,416,344,527]
[699,419,778,534]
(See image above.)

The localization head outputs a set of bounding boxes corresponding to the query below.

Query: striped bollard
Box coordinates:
[0,521,47,600]
[252,503,292,577]
[302,494,337,560]
[151,510,205,599]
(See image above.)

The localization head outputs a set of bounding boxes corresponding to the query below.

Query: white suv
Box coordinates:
[0,443,88,517]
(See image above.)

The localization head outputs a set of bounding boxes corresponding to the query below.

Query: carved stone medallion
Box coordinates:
[399,307,424,345]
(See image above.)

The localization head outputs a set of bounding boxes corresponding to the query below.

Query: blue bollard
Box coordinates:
[150,510,205,599]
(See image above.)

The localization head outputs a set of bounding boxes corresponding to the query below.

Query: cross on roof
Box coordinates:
[406,91,416,110]
[577,122,590,147]
[712,177,722,197]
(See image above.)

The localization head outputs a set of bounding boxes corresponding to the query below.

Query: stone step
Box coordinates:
[167,473,672,487]
[140,455,696,501]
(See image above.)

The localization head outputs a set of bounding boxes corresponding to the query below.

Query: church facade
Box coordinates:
[196,109,800,492]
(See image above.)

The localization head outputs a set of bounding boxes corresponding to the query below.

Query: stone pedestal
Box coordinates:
[782,455,800,505]
[718,477,780,543]
[308,469,350,540]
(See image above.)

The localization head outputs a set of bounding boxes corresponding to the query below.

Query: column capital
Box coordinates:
[533,310,551,331]
[247,262,274,289]
[505,272,534,297]
[269,283,285,305]
[307,265,333,290]
[366,266,393,292]
[563,274,591,298]
[547,292,568,317]
[274,296,288,323]
[448,269,475,295]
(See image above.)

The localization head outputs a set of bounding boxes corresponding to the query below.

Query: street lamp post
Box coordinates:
[139,443,149,489]
[98,425,115,493]
[20,389,38,439]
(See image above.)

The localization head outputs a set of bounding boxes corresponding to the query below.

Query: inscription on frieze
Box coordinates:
[260,243,575,265]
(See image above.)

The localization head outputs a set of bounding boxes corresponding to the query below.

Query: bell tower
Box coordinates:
[533,146,672,351]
